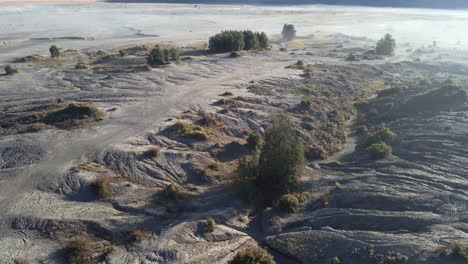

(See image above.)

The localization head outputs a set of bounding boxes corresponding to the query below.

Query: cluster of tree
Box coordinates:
[147,45,179,67]
[50,45,60,58]
[238,116,305,205]
[208,30,269,52]
[281,24,296,41]
[376,33,396,56]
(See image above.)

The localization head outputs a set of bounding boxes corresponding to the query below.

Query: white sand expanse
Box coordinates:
[1,2,468,63]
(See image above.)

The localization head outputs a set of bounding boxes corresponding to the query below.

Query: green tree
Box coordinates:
[49,45,60,58]
[244,30,260,50]
[256,116,305,204]
[281,24,296,41]
[376,33,396,56]
[257,32,269,49]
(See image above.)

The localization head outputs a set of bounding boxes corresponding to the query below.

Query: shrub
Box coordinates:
[399,79,467,116]
[147,45,179,67]
[237,155,259,181]
[168,121,209,140]
[452,241,468,259]
[146,147,160,158]
[384,102,394,110]
[50,45,60,58]
[281,24,296,41]
[376,33,396,56]
[230,51,242,58]
[91,177,113,200]
[231,247,276,264]
[164,183,185,200]
[365,127,397,146]
[246,131,264,149]
[357,125,368,134]
[75,63,88,70]
[129,229,150,242]
[4,65,18,75]
[119,50,128,57]
[204,217,216,233]
[41,103,105,128]
[345,53,358,61]
[368,107,379,117]
[377,86,402,98]
[63,235,108,264]
[297,97,313,112]
[366,142,392,159]
[209,30,268,52]
[278,194,299,213]
[256,116,305,203]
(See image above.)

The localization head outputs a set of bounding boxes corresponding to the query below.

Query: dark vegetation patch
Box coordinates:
[75,62,88,70]
[204,217,216,233]
[437,241,468,260]
[209,30,269,52]
[366,142,392,160]
[351,245,408,264]
[63,234,112,264]
[236,116,305,206]
[167,121,212,141]
[231,247,276,264]
[91,176,114,200]
[129,229,151,243]
[397,79,467,117]
[147,45,179,67]
[0,99,105,135]
[4,65,18,75]
[281,24,296,41]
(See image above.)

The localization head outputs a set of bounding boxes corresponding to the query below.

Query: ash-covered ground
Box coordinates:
[0,3,467,264]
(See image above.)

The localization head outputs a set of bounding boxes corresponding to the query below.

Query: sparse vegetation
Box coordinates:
[91,177,113,200]
[230,51,242,58]
[63,234,110,264]
[247,131,264,149]
[377,86,402,98]
[75,62,88,70]
[119,50,128,57]
[398,78,467,116]
[345,53,358,61]
[231,247,276,264]
[278,194,299,213]
[351,245,408,264]
[147,45,179,67]
[281,24,296,41]
[365,127,397,147]
[366,142,392,159]
[49,45,60,58]
[129,229,150,243]
[204,217,216,233]
[438,241,468,260]
[4,65,18,75]
[146,147,161,158]
[41,103,105,129]
[376,33,396,56]
[168,121,210,140]
[208,30,269,52]
[0,100,105,135]
[164,183,185,200]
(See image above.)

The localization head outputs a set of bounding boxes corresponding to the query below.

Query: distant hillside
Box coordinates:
[106,0,468,9]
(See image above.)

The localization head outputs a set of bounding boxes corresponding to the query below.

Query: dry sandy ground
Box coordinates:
[0,2,467,264]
